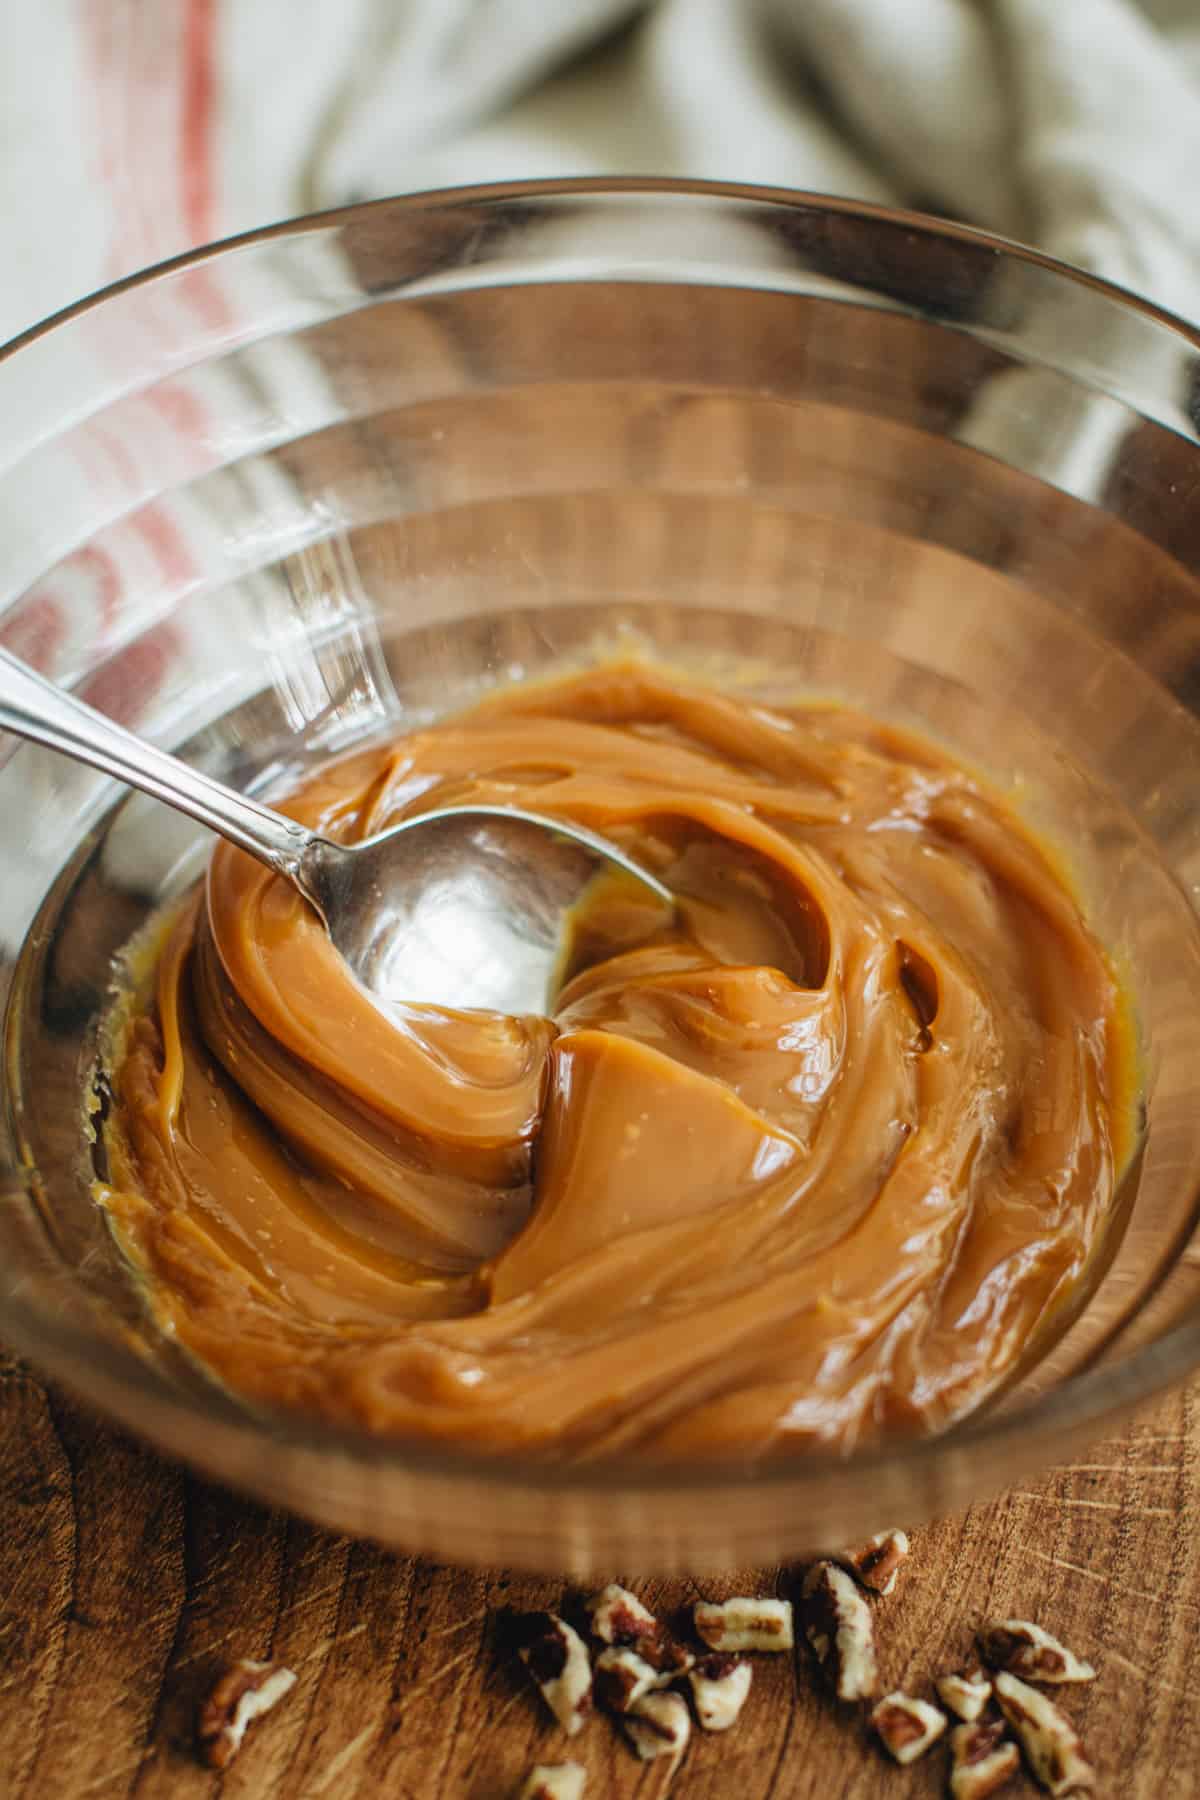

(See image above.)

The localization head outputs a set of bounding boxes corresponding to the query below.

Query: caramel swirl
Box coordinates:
[103,663,1133,1459]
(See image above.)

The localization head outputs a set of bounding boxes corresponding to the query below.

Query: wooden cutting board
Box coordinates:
[0,1352,1195,1798]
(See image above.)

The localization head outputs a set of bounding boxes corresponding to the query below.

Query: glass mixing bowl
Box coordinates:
[4,179,1200,1573]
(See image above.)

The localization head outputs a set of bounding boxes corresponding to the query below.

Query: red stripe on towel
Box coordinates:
[181,0,218,245]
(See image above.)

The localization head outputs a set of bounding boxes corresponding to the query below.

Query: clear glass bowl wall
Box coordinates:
[3,182,1200,1572]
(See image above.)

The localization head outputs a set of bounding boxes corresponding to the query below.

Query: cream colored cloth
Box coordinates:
[3,0,1200,345]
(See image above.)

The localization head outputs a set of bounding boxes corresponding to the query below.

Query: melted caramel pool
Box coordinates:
[101,662,1136,1460]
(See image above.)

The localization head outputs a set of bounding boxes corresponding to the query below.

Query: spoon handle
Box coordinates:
[0,646,311,877]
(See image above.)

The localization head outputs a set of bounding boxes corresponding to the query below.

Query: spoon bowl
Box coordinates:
[294,803,672,1014]
[0,647,671,1016]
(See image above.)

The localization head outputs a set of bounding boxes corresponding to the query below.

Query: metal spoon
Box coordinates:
[0,647,672,1015]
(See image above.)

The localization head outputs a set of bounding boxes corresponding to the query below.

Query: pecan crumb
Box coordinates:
[593,1645,649,1715]
[693,1595,794,1653]
[195,1658,297,1769]
[801,1561,879,1702]
[994,1670,1095,1795]
[687,1653,752,1732]
[511,1611,593,1737]
[516,1763,586,1800]
[949,1719,1021,1799]
[838,1529,911,1596]
[870,1690,947,1764]
[937,1661,993,1722]
[592,1643,676,1714]
[584,1582,660,1647]
[979,1620,1096,1686]
[621,1688,691,1768]
[638,1631,693,1679]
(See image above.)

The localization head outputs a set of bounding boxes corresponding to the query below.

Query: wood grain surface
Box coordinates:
[0,1352,1195,1798]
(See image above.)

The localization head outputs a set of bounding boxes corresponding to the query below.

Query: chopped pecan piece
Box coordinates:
[621,1689,691,1768]
[994,1671,1095,1795]
[594,1646,654,1715]
[511,1611,593,1737]
[949,1719,1021,1799]
[693,1595,794,1653]
[870,1690,947,1764]
[196,1658,297,1769]
[937,1661,993,1722]
[637,1631,693,1679]
[516,1764,586,1800]
[801,1562,879,1702]
[594,1646,662,1714]
[838,1529,911,1596]
[687,1653,752,1731]
[584,1582,660,1646]
[978,1620,1096,1685]
[593,1624,693,1715]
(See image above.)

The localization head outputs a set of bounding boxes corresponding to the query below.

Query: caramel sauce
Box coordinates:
[101,663,1136,1459]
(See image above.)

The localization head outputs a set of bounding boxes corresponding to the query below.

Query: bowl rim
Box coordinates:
[4,173,1199,366]
[2,174,1199,1508]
